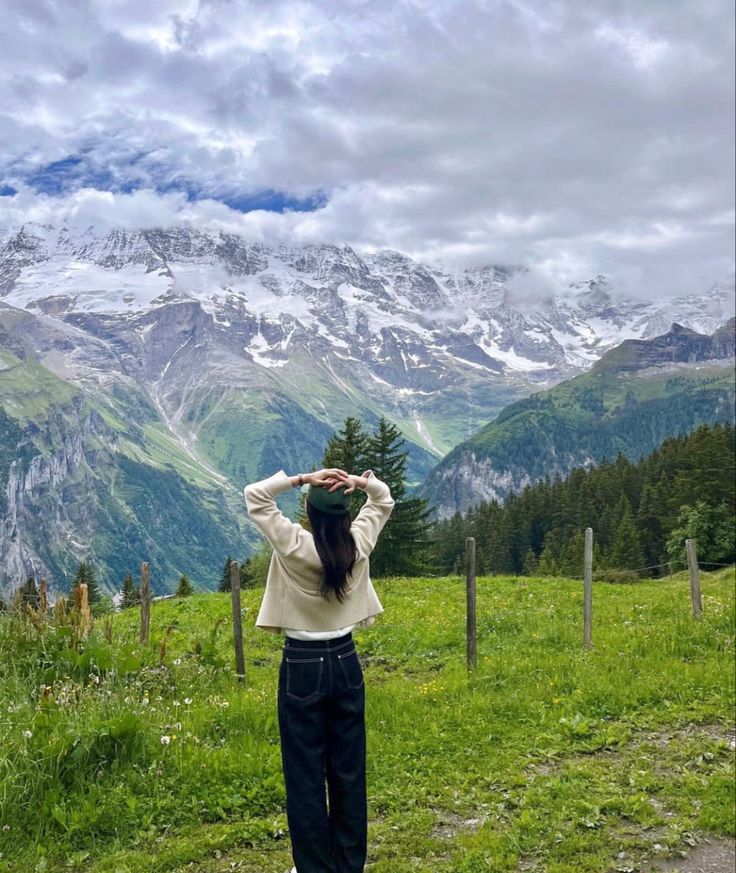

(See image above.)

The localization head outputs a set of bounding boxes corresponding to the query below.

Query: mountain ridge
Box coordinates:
[422,319,735,518]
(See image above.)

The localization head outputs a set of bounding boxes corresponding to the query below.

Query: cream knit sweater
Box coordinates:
[244,470,395,634]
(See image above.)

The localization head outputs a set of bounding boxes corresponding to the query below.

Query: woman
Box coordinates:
[244,466,395,873]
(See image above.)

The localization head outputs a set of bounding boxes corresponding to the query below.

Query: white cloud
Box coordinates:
[0,0,733,300]
[595,24,670,69]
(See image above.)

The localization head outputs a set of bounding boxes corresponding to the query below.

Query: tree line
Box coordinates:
[432,422,735,578]
[2,419,731,613]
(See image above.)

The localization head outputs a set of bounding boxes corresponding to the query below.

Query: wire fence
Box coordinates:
[481,557,734,582]
[554,559,691,582]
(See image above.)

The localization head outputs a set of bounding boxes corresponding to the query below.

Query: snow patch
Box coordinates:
[6,259,169,313]
[412,410,440,454]
[245,331,288,368]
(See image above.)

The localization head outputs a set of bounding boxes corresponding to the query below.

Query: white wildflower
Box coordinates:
[23,730,32,739]
[160,735,171,746]
[184,697,192,705]
[173,658,181,666]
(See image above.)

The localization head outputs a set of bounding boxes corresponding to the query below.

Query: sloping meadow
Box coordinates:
[0,570,733,872]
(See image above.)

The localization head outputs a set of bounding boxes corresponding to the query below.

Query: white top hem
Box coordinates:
[283,624,357,640]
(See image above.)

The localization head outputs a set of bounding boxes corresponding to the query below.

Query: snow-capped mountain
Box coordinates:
[1,221,734,475]
[2,222,733,389]
[0,221,733,594]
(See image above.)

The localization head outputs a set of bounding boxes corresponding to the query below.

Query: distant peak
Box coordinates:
[667,322,700,336]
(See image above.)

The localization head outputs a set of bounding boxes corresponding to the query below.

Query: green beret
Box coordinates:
[306,483,352,516]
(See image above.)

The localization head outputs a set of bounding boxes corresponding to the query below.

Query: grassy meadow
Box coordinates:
[0,569,733,873]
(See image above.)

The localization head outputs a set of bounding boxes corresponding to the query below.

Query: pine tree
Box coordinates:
[218,556,234,592]
[121,574,139,609]
[425,424,734,579]
[521,547,538,575]
[608,497,645,571]
[322,416,369,516]
[295,488,311,529]
[323,416,368,474]
[85,563,101,604]
[70,561,101,605]
[247,542,273,586]
[558,529,586,577]
[485,505,514,574]
[636,482,664,570]
[240,558,258,589]
[17,576,40,609]
[364,418,407,500]
[537,537,561,576]
[432,512,467,574]
[176,574,194,597]
[363,417,433,576]
[321,415,433,575]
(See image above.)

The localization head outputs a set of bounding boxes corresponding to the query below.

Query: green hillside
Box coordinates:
[424,354,735,514]
[0,570,733,872]
[466,362,732,471]
[0,345,251,597]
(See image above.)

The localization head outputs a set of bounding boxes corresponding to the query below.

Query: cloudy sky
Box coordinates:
[0,0,733,298]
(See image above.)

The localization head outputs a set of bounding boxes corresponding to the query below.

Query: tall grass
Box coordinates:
[0,569,733,872]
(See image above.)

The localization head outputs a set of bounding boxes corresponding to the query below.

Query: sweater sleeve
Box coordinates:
[350,471,395,555]
[243,470,303,556]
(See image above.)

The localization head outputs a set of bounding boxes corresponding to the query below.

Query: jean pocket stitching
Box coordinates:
[285,657,324,701]
[337,650,364,689]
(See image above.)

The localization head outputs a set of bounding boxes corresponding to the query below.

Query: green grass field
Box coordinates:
[1,570,733,873]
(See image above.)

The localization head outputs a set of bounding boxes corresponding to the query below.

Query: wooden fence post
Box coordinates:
[39,577,48,615]
[465,537,477,671]
[230,560,246,683]
[685,539,702,618]
[583,527,593,650]
[140,562,150,644]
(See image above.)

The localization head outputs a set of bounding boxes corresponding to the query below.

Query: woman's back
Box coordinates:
[244,468,394,634]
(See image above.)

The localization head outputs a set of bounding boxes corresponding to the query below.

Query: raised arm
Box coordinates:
[243,471,302,556]
[347,470,395,555]
[244,468,350,556]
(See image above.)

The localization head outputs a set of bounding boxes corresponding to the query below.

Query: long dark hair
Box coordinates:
[306,502,357,603]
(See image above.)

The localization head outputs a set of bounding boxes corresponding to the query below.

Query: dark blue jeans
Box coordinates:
[278,632,367,873]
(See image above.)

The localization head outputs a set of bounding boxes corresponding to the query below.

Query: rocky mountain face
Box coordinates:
[0,310,249,600]
[590,319,736,373]
[423,320,736,517]
[0,221,733,595]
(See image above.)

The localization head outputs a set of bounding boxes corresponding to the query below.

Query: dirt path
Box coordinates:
[643,838,736,873]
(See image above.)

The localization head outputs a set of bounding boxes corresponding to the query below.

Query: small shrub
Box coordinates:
[176,574,194,597]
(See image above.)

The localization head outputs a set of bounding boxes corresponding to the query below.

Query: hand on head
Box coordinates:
[307,468,371,494]
[307,468,348,490]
